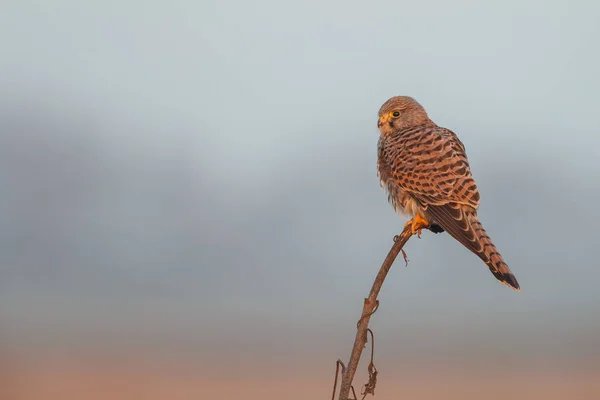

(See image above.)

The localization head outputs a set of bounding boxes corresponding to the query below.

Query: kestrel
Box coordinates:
[376,96,520,291]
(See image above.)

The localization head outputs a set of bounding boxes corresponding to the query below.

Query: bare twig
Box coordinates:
[331,360,346,400]
[337,223,418,400]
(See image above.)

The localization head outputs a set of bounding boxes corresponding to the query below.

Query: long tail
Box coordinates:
[425,203,520,291]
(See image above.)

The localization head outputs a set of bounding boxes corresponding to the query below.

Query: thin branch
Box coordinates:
[337,223,418,400]
[331,360,346,400]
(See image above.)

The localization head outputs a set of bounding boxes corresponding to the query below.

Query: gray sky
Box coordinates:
[1,0,599,370]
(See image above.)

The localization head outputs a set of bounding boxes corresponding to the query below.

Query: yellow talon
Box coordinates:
[404,214,429,238]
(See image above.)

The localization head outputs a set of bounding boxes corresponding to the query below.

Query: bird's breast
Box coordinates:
[377,136,423,218]
[378,174,420,218]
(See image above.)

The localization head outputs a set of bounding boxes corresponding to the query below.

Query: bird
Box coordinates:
[376,96,520,291]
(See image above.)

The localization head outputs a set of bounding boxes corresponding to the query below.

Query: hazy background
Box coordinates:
[1,1,599,399]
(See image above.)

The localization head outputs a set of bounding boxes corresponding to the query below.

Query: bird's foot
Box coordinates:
[404,215,430,238]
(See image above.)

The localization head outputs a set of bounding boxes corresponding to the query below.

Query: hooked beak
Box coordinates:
[377,115,388,128]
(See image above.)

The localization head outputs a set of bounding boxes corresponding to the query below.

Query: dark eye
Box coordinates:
[392,111,400,117]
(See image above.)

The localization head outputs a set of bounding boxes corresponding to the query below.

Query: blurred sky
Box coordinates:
[1,0,599,377]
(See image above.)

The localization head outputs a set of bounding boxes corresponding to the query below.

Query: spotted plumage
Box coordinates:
[377,96,520,291]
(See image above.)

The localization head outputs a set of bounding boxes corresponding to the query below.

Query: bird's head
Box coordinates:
[377,96,431,135]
